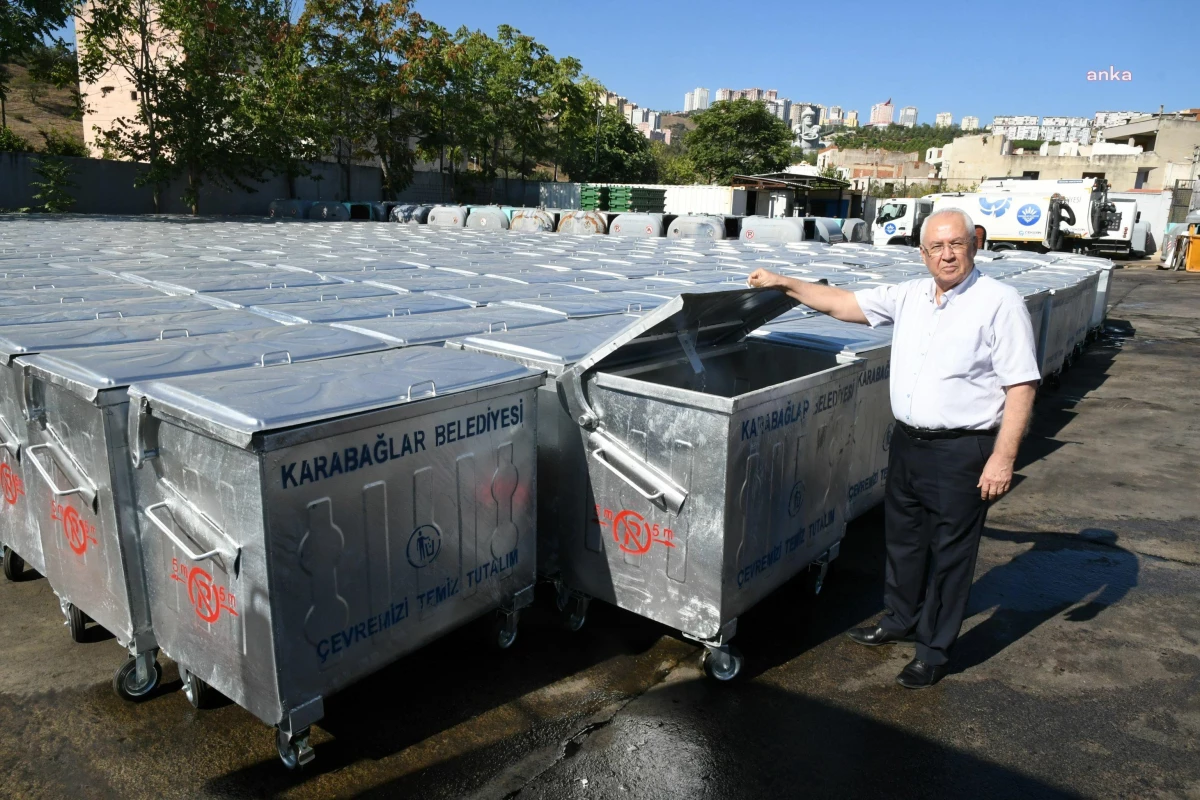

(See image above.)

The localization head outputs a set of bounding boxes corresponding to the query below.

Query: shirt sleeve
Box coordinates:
[853,284,899,328]
[991,292,1042,386]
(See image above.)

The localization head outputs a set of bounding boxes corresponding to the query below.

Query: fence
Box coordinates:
[0,153,547,217]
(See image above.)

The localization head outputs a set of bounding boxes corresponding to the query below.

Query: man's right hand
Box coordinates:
[747,268,786,289]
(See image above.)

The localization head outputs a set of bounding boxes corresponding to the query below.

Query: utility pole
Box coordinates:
[594,107,602,176]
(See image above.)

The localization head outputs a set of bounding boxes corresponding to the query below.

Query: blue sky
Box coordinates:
[57,0,1195,124]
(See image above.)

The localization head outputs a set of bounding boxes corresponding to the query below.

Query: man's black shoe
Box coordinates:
[895,658,948,689]
[846,625,911,647]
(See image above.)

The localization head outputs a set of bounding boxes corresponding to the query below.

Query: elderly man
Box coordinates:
[747,209,1040,689]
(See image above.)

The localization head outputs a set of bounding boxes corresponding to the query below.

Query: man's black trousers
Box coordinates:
[879,425,994,666]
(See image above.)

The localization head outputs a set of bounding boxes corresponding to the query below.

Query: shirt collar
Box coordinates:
[927,268,980,306]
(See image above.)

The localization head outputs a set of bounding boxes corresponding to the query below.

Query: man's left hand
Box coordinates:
[978,453,1016,501]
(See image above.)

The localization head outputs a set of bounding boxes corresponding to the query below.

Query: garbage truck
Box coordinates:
[872,177,1120,253]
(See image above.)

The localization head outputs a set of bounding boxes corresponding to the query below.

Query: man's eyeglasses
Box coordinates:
[922,241,971,258]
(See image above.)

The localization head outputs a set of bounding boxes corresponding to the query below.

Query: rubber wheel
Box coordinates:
[494,613,519,650]
[67,602,87,643]
[181,668,214,710]
[702,645,745,682]
[561,604,587,632]
[112,657,162,701]
[2,546,23,581]
[276,727,315,769]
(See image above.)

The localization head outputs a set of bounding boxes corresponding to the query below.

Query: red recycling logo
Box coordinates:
[51,500,97,556]
[1,462,24,506]
[170,557,238,624]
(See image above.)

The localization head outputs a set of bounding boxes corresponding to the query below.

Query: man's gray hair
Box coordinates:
[921,208,977,247]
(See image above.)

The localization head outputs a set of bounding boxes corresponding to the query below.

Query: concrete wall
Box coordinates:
[0,153,543,216]
[942,133,1200,192]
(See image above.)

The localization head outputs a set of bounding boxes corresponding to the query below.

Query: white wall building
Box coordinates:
[935,112,952,128]
[961,115,980,131]
[692,87,710,111]
[869,100,894,127]
[899,106,918,127]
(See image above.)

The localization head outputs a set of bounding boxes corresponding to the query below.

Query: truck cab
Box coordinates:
[872,198,933,245]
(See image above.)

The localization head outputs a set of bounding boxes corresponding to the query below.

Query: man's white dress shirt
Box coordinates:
[854,269,1041,431]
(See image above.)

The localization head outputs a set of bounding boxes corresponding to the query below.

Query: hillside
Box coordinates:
[1,63,85,151]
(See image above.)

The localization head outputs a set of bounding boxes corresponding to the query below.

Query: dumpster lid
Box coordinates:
[128,346,544,448]
[332,306,563,347]
[753,315,892,355]
[0,295,229,327]
[0,284,171,308]
[449,315,640,376]
[0,310,280,365]
[20,324,387,401]
[558,286,795,425]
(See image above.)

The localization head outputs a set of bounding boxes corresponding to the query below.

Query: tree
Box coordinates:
[830,123,960,156]
[301,0,429,200]
[685,99,792,184]
[650,139,697,185]
[558,103,656,183]
[0,0,76,126]
[79,0,172,210]
[30,155,76,211]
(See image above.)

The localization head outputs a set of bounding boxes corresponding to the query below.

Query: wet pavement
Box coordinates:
[2,267,1198,799]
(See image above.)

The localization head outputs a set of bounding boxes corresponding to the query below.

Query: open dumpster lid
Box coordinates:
[448,315,640,376]
[128,346,545,448]
[557,286,795,426]
[20,324,388,402]
[753,315,893,355]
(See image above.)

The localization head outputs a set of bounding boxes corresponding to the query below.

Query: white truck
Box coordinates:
[1092,197,1148,258]
[872,177,1120,253]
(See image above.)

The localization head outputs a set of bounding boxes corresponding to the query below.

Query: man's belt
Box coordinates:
[896,421,998,441]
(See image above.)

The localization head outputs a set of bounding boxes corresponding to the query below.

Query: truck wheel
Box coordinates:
[2,546,23,581]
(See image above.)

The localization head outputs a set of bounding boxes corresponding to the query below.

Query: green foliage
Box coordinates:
[558,104,656,183]
[789,146,817,165]
[830,123,960,156]
[684,99,793,184]
[1008,139,1041,150]
[38,126,86,156]
[30,155,75,212]
[0,125,33,152]
[0,0,76,126]
[650,140,696,185]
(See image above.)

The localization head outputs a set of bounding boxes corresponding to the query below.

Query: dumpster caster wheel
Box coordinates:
[494,610,520,650]
[812,561,829,596]
[559,594,590,632]
[113,655,161,701]
[702,645,744,682]
[181,668,214,710]
[2,546,23,581]
[66,602,87,643]
[277,727,315,770]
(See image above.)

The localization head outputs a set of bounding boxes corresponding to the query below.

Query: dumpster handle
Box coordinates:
[318,294,340,302]
[268,282,288,289]
[487,322,508,333]
[24,444,95,503]
[390,308,412,317]
[159,328,190,340]
[95,310,124,319]
[60,297,85,304]
[260,350,292,367]
[405,380,436,400]
[591,448,666,504]
[143,502,237,564]
[33,284,56,290]
[0,414,20,458]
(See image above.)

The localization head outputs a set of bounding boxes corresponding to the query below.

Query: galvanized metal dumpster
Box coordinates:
[16,325,388,700]
[479,289,861,679]
[752,315,894,521]
[125,347,543,766]
[0,311,278,583]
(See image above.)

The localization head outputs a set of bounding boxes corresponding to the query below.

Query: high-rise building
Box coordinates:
[898,106,918,127]
[869,99,894,127]
[935,112,953,128]
[766,98,791,123]
[693,87,710,111]
[845,110,859,128]
[789,104,805,127]
[961,115,980,131]
[715,88,733,102]
[991,115,1039,139]
[1094,110,1146,129]
[828,105,844,124]
[684,91,694,113]
[764,89,778,102]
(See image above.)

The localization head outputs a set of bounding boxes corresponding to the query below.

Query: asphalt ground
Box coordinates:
[1,264,1197,799]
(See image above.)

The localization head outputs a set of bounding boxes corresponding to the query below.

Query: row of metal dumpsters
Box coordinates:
[0,217,1112,768]
[268,199,867,243]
